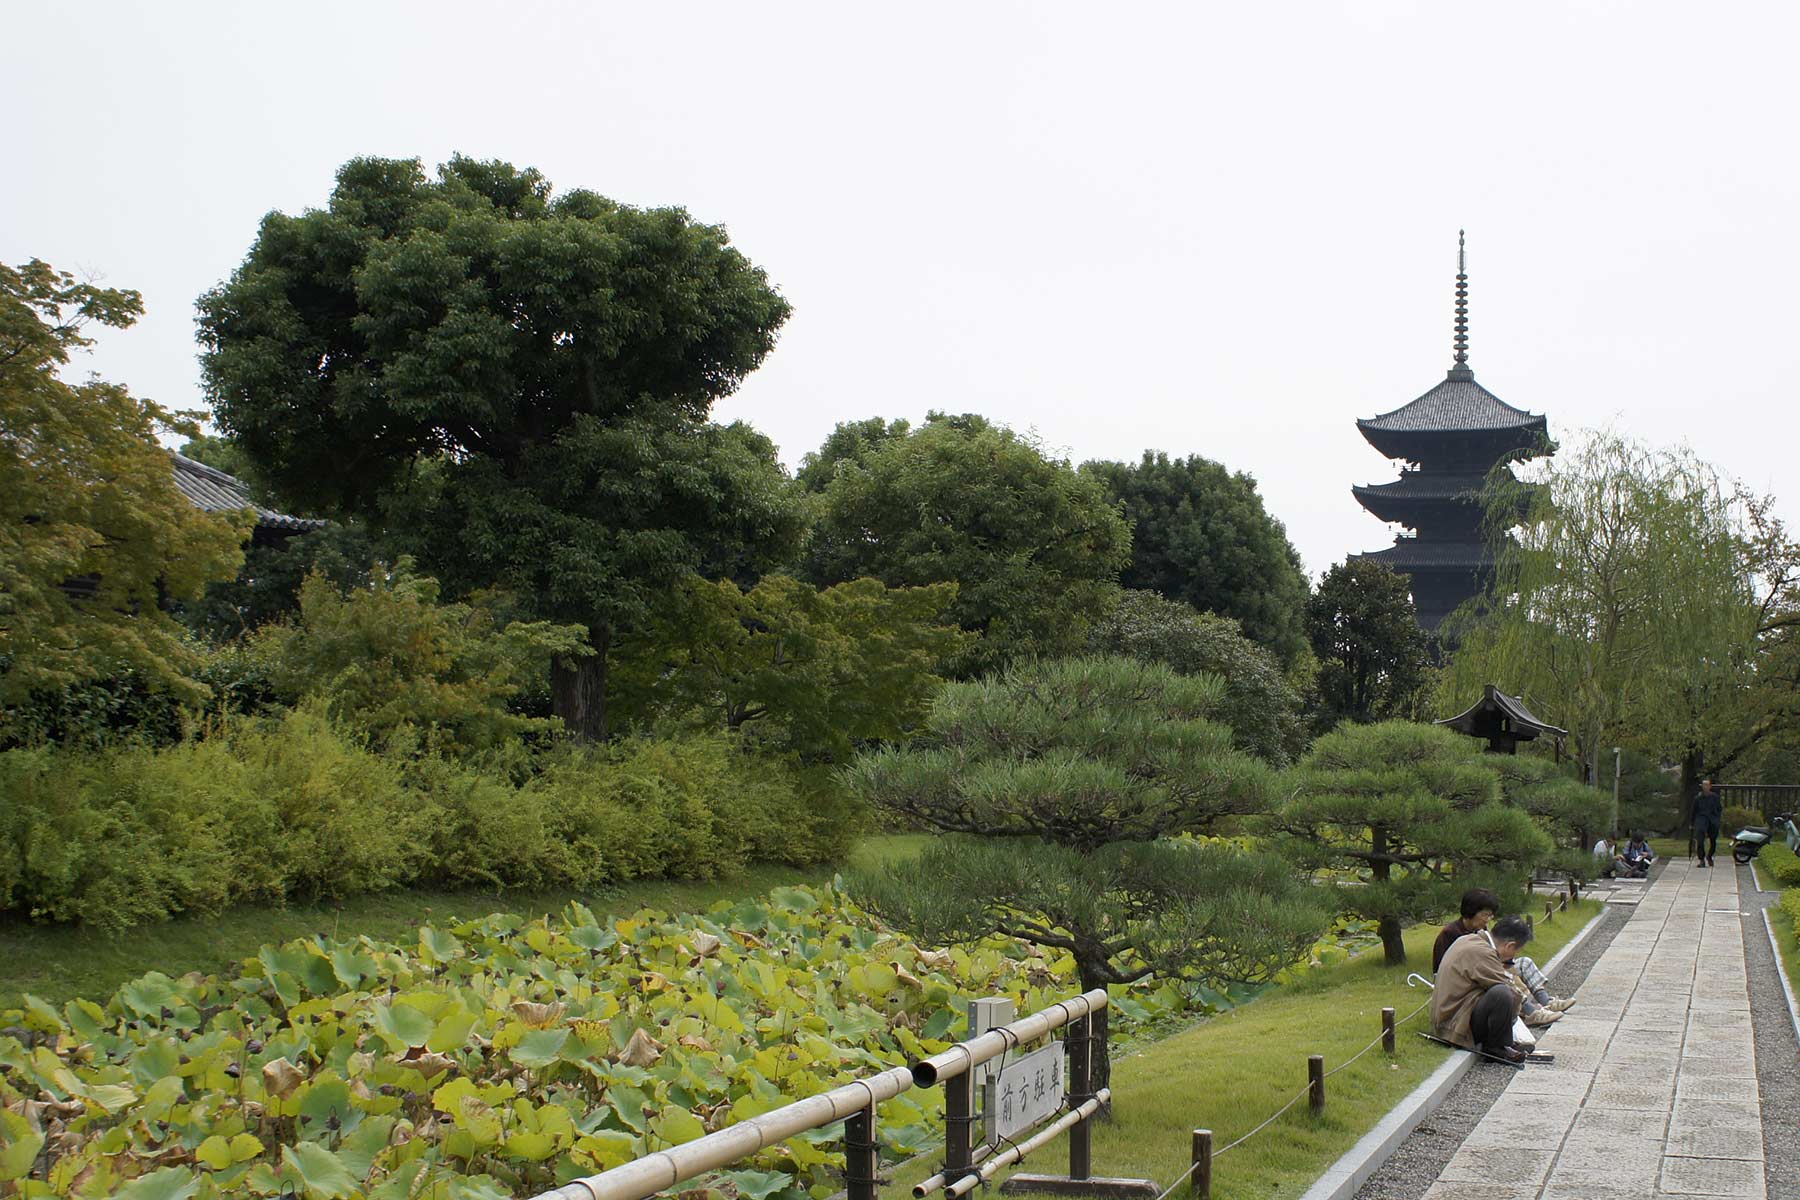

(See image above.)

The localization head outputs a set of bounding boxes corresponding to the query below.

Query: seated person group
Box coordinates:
[1592,833,1656,879]
[1428,888,1576,1065]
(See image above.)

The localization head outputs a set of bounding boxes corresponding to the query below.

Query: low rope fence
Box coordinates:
[1147,998,1434,1200]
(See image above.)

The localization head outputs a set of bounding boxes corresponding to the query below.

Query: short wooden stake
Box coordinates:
[1308,1055,1325,1114]
[1190,1129,1212,1200]
[1381,1007,1396,1055]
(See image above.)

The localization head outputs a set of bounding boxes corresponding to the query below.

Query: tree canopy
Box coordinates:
[802,413,1130,675]
[1083,451,1311,669]
[608,573,969,759]
[1272,721,1552,965]
[847,655,1327,1082]
[1439,431,1800,793]
[1,258,248,711]
[1086,589,1308,765]
[198,155,801,740]
[1307,558,1431,732]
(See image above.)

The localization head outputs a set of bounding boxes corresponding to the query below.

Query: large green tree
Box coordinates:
[803,414,1130,675]
[199,156,802,740]
[1086,589,1308,765]
[1308,559,1431,732]
[1,258,248,712]
[1272,721,1552,965]
[848,656,1328,1081]
[1083,451,1310,669]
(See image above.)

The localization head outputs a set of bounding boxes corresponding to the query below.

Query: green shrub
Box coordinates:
[1781,885,1800,931]
[1765,852,1800,889]
[0,721,855,931]
[1722,805,1764,834]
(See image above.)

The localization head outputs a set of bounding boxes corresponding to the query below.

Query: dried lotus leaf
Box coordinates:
[261,1057,304,1099]
[511,1001,567,1029]
[616,1027,665,1068]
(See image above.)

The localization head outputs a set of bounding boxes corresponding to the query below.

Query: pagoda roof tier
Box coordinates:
[1357,370,1547,462]
[1351,540,1495,570]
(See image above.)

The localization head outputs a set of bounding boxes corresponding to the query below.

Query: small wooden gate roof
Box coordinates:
[1436,684,1567,751]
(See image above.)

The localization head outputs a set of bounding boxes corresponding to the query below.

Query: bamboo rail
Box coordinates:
[532,989,1110,1200]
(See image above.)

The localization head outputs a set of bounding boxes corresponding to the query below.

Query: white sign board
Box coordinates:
[988,1041,1065,1143]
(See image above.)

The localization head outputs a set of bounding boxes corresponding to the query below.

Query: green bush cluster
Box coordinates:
[1781,885,1800,932]
[1721,805,1764,834]
[1763,852,1800,889]
[0,712,856,931]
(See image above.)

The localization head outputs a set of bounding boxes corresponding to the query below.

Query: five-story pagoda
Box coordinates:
[1351,234,1551,632]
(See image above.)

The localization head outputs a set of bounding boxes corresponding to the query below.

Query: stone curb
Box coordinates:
[1295,909,1608,1200]
[1761,908,1800,1048]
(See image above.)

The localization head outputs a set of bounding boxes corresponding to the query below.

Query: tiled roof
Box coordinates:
[1352,540,1494,569]
[1353,472,1490,502]
[1437,684,1568,739]
[1358,371,1547,435]
[170,454,326,532]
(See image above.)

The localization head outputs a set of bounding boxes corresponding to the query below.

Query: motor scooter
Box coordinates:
[1730,813,1799,865]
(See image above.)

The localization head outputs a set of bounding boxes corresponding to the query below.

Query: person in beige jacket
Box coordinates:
[1430,915,1535,1064]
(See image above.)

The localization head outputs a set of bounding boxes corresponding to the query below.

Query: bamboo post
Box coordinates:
[1066,1011,1093,1180]
[1308,1056,1325,1114]
[1381,1008,1396,1055]
[944,1070,975,1189]
[846,1104,878,1200]
[1190,1130,1212,1200]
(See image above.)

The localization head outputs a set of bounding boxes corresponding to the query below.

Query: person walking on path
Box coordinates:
[1431,915,1536,1064]
[1693,777,1724,867]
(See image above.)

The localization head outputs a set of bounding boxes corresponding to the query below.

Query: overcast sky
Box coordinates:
[9,1,1796,578]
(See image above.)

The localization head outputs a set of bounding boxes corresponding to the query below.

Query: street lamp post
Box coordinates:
[1620,744,1634,841]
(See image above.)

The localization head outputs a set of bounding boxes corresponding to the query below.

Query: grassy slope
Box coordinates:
[0,834,931,1009]
[892,899,1606,1200]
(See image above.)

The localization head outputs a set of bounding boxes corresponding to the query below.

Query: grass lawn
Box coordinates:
[892,899,1607,1200]
[1769,902,1800,997]
[0,833,930,1010]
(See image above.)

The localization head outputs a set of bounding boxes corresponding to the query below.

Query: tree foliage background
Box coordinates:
[1084,451,1312,670]
[1,259,248,713]
[802,413,1130,675]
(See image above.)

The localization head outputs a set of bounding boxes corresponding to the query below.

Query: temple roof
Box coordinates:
[1358,371,1547,436]
[1351,540,1494,570]
[1436,683,1568,745]
[171,453,325,532]
[1353,471,1489,502]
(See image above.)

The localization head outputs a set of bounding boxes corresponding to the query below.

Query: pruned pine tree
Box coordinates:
[846,656,1330,1085]
[1273,721,1552,966]
[1490,754,1612,881]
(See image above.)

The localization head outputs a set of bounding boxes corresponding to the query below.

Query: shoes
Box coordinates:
[1547,997,1577,1012]
[1524,1008,1563,1027]
[1707,857,1716,866]
[1697,859,1708,868]
[1492,1046,1528,1064]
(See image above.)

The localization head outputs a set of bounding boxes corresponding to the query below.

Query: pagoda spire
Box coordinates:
[1450,230,1471,380]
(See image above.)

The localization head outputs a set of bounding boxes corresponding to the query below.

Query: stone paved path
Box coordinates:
[1422,859,1766,1200]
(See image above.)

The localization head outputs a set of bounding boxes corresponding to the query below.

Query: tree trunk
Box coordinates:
[1370,824,1406,965]
[1376,915,1407,966]
[1075,961,1115,1101]
[551,625,611,743]
[1678,747,1702,853]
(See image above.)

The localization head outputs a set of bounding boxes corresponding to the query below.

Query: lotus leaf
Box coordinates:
[112,1166,202,1200]
[281,1142,362,1199]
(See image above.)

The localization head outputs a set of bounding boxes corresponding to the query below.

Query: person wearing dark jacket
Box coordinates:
[1432,888,1499,975]
[1693,778,1724,867]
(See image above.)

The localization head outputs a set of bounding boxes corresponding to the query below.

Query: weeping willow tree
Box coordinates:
[845,656,1330,1084]
[1440,432,1786,797]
